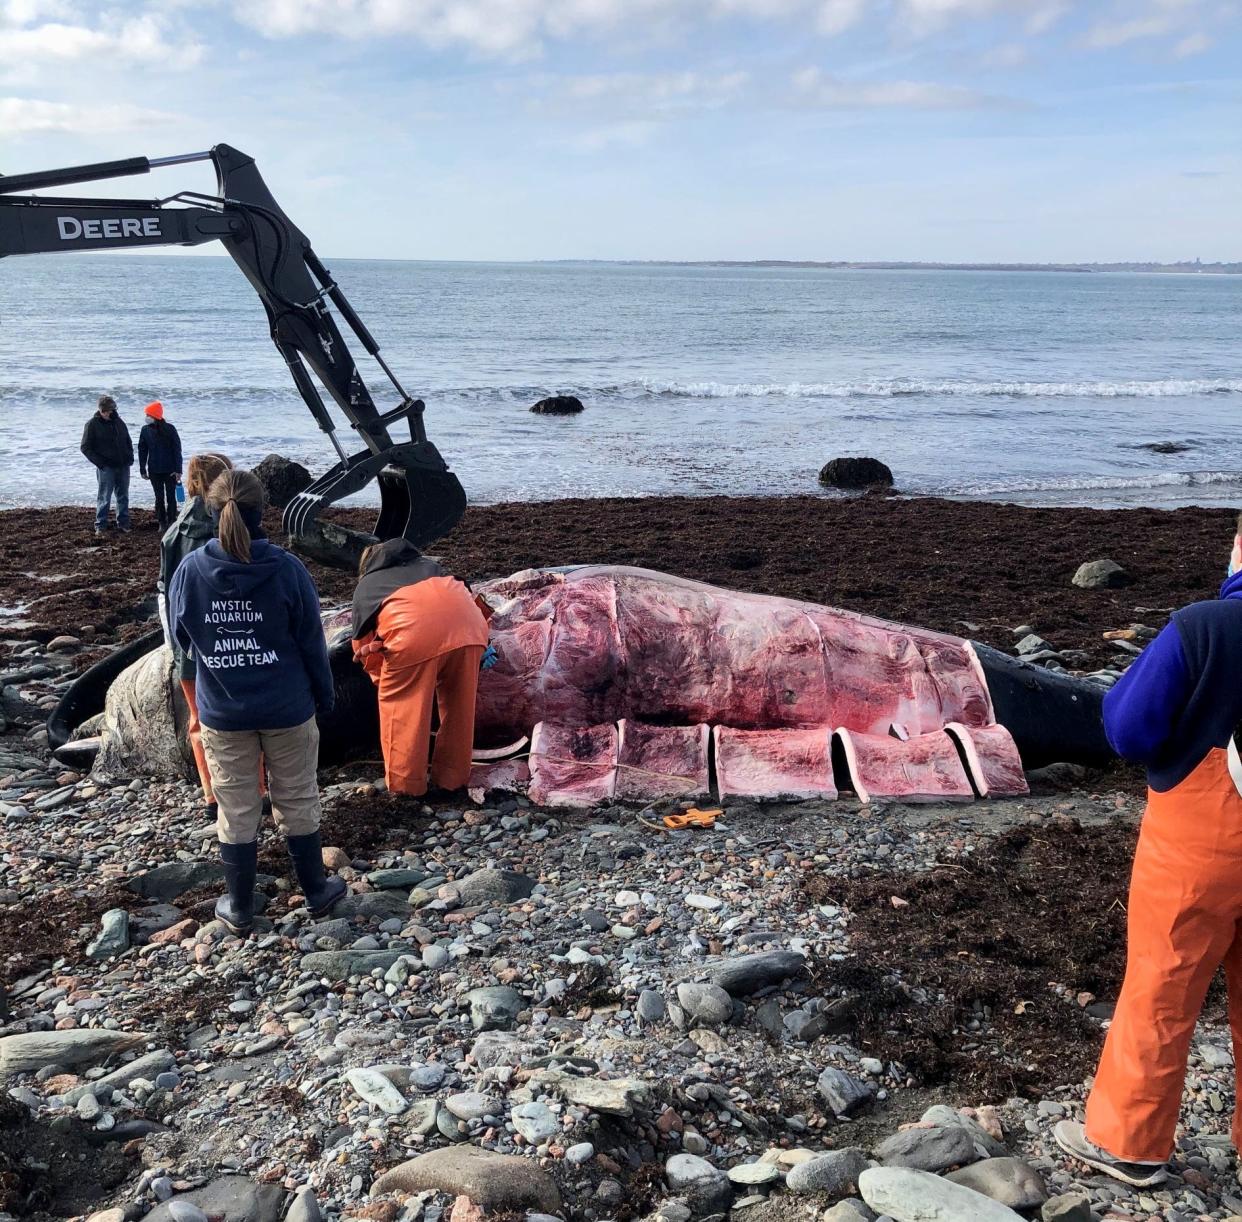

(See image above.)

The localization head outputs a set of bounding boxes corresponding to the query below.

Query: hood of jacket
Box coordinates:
[197,537,282,598]
[1221,571,1242,601]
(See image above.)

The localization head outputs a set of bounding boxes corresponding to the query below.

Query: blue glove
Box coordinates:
[480,644,499,671]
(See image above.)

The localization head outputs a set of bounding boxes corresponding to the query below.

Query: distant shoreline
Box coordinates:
[539,259,1242,275]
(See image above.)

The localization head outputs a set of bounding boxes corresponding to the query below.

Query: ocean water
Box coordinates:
[1,255,1240,510]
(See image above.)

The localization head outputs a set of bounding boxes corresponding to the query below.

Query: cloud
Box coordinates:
[229,0,1074,56]
[790,65,1013,109]
[542,69,750,119]
[0,95,182,133]
[0,11,203,68]
[1080,0,1228,53]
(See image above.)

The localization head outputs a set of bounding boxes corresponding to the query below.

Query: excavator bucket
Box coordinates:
[285,437,466,572]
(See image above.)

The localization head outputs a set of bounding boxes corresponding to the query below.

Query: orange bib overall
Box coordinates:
[1085,747,1242,1162]
[354,576,488,797]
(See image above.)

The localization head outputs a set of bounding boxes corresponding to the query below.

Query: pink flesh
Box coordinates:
[835,729,975,803]
[528,721,618,807]
[945,723,1030,798]
[477,567,992,740]
[714,726,837,801]
[616,720,710,801]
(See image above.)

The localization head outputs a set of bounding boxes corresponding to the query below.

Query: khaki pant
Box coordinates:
[201,717,322,845]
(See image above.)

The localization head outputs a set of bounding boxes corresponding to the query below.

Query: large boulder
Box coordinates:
[254,453,313,509]
[530,395,585,416]
[819,457,894,490]
[1072,559,1129,589]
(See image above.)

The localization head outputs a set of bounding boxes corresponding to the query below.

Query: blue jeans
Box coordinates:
[95,465,130,529]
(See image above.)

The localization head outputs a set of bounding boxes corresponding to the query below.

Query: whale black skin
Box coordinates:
[973,642,1112,768]
[49,626,1114,773]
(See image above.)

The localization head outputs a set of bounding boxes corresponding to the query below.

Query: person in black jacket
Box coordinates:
[137,400,183,530]
[80,394,134,534]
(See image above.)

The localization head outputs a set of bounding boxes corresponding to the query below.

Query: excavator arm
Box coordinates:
[0,145,466,569]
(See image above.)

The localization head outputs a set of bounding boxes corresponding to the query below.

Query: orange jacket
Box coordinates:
[353,576,488,679]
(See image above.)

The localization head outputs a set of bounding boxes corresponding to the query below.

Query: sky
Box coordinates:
[1,0,1239,262]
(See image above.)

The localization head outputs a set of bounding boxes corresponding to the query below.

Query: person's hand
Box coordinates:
[356,638,386,659]
[139,468,147,479]
[480,644,499,671]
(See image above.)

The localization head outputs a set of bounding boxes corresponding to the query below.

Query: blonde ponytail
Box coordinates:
[206,469,265,563]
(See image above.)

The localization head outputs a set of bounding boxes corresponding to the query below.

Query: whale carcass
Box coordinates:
[54,565,1110,805]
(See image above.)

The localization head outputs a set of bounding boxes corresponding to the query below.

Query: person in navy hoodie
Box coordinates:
[1054,528,1242,1187]
[168,467,345,934]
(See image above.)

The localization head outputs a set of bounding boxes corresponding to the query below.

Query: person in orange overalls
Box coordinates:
[1055,522,1242,1188]
[351,540,493,796]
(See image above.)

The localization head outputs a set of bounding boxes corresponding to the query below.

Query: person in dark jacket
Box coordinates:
[168,468,344,934]
[1054,527,1242,1188]
[138,401,183,530]
[80,394,134,534]
[159,452,232,813]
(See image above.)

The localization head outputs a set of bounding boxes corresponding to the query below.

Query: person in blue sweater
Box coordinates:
[1054,551,1242,1188]
[168,467,345,934]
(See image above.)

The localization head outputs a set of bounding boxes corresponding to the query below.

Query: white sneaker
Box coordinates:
[1054,1120,1168,1187]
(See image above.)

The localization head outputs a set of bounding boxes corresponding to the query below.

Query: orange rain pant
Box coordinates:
[180,679,266,804]
[355,576,490,797]
[374,644,485,796]
[1085,747,1242,1162]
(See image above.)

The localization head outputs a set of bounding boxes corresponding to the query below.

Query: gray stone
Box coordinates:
[366,868,427,889]
[467,985,522,1031]
[346,1068,407,1115]
[1041,1193,1093,1222]
[284,1187,322,1222]
[565,1142,595,1165]
[819,456,894,490]
[821,1203,876,1222]
[512,1100,558,1143]
[144,1177,286,1222]
[421,945,449,970]
[468,1031,534,1069]
[299,950,403,981]
[665,1153,731,1215]
[860,1167,1026,1222]
[875,1124,979,1172]
[816,1067,874,1117]
[1015,634,1054,657]
[637,989,667,1024]
[167,1202,209,1222]
[331,892,412,921]
[919,1105,1009,1159]
[444,1091,498,1122]
[520,1067,649,1117]
[726,1162,781,1187]
[1072,559,1129,589]
[369,1146,560,1212]
[127,860,224,902]
[62,1050,176,1105]
[676,982,733,1026]
[444,868,535,906]
[76,1092,102,1120]
[946,1158,1048,1209]
[701,950,806,996]
[0,1030,144,1079]
[86,908,130,960]
[785,1148,868,1196]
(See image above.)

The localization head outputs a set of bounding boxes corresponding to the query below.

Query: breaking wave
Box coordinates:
[634,377,1242,400]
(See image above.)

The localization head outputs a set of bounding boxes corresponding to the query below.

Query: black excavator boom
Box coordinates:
[0,145,466,568]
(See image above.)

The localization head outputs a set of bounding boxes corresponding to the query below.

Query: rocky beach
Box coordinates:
[2,493,1241,1222]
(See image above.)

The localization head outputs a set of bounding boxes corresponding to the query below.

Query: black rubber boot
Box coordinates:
[286,831,346,917]
[215,841,257,935]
